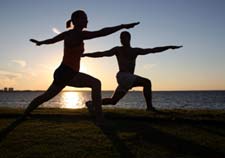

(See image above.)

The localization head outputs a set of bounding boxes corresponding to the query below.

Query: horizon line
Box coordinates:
[1,89,225,92]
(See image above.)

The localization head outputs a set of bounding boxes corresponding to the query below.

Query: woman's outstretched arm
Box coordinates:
[30,32,66,46]
[83,22,139,40]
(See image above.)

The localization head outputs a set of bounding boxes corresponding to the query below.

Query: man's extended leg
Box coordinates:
[102,87,127,105]
[132,76,155,111]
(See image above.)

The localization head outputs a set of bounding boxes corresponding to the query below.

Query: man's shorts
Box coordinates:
[116,72,138,92]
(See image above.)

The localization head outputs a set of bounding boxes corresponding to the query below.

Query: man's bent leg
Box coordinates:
[132,76,154,111]
[143,81,154,111]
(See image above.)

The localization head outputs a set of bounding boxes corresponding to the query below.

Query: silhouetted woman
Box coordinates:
[23,10,139,124]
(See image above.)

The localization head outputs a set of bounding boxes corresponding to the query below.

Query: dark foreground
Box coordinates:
[0,108,225,158]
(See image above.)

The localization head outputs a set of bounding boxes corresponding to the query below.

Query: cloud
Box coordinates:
[11,59,27,67]
[0,70,21,79]
[0,70,22,87]
[52,27,61,34]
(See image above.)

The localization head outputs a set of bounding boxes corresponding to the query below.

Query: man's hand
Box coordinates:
[30,39,42,46]
[123,22,140,29]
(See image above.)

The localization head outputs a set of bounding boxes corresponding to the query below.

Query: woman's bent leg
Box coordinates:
[67,73,103,123]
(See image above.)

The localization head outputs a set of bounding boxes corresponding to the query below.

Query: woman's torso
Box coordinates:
[62,30,84,72]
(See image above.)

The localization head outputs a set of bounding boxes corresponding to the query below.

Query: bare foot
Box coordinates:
[146,107,157,112]
[85,101,95,115]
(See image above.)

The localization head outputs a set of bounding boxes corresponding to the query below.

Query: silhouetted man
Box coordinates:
[83,31,182,111]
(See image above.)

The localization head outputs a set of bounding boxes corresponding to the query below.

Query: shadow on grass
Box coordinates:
[1,113,225,158]
[135,124,224,158]
[97,122,135,158]
[194,125,225,137]
[0,114,90,142]
[0,116,24,142]
[104,111,225,126]
[97,119,225,158]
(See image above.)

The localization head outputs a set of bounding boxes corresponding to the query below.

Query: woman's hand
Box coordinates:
[170,45,183,49]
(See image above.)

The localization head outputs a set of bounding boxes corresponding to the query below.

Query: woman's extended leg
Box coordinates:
[23,84,64,117]
[67,72,103,122]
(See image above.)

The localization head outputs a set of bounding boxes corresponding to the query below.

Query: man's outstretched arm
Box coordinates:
[82,48,117,58]
[138,45,182,55]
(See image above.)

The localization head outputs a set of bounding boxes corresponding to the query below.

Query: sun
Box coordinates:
[80,64,88,73]
[60,91,85,109]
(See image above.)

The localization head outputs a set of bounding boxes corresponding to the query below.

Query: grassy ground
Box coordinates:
[0,107,225,158]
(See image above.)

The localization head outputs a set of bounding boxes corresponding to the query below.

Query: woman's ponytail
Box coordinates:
[66,20,72,29]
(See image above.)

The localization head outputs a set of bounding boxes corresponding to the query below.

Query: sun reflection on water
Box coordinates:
[60,91,87,109]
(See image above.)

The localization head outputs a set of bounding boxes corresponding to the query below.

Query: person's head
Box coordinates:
[66,10,88,29]
[120,31,131,46]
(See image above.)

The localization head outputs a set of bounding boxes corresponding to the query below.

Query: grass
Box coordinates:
[0,107,225,158]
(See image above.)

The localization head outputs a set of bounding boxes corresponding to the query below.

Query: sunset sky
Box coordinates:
[0,0,225,91]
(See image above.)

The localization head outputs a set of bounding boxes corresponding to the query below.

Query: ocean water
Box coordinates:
[0,91,225,110]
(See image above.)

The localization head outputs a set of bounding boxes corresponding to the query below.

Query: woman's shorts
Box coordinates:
[53,64,78,87]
